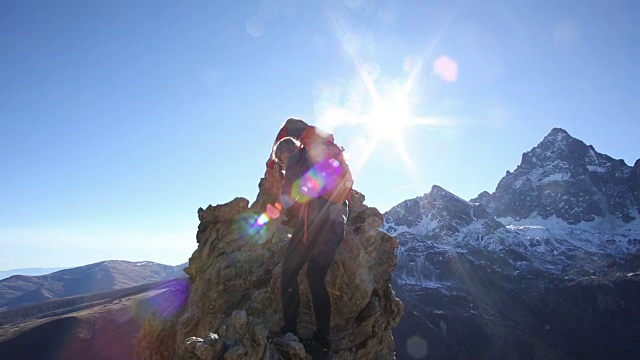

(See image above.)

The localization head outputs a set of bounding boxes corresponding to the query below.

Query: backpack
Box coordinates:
[299,126,354,204]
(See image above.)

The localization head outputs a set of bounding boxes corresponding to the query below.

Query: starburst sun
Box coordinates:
[365,93,413,142]
[316,19,458,184]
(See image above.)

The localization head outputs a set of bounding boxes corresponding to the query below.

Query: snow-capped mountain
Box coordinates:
[473,127,640,224]
[383,184,503,241]
[387,128,640,360]
[384,128,640,279]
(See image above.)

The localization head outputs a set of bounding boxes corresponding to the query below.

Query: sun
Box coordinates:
[365,93,413,142]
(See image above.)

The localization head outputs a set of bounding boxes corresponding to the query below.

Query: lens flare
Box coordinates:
[265,202,282,218]
[288,159,346,204]
[235,202,284,244]
[256,213,270,226]
[256,203,282,226]
[406,335,429,358]
[144,277,190,318]
[292,168,324,202]
[315,158,344,194]
[433,55,458,82]
[52,277,190,359]
[236,212,268,244]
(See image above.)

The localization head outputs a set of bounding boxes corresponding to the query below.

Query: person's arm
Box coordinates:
[280,150,307,219]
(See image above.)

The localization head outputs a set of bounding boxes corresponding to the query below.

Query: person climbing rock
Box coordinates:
[266,118,310,170]
[270,122,353,359]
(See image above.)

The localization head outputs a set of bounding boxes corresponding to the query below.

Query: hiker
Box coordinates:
[270,123,352,357]
[266,118,310,171]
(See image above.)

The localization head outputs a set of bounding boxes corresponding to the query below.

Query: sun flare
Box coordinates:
[365,94,412,142]
[315,17,458,187]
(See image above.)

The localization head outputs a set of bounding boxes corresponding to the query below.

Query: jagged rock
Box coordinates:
[207,310,272,360]
[272,333,309,360]
[185,334,226,360]
[134,142,403,359]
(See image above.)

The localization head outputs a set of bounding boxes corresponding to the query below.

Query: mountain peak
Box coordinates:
[430,184,469,205]
[547,127,571,138]
[476,128,639,224]
[383,184,503,239]
[535,127,577,154]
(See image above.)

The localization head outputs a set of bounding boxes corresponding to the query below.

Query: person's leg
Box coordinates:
[280,224,312,336]
[306,203,347,345]
[306,251,339,344]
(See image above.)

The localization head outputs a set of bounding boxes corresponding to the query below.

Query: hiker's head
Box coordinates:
[267,119,310,169]
[273,137,300,169]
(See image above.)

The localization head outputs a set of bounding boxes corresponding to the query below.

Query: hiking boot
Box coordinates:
[300,337,331,359]
[279,326,298,338]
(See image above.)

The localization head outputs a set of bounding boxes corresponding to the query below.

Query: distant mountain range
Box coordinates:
[0,260,186,311]
[0,276,188,360]
[385,128,640,359]
[0,267,66,281]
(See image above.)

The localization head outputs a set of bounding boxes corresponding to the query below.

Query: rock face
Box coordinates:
[384,128,640,359]
[135,163,403,359]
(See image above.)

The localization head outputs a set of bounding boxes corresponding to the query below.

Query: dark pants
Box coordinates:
[280,199,347,340]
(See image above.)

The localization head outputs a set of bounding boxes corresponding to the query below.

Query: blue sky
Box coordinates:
[1,0,638,269]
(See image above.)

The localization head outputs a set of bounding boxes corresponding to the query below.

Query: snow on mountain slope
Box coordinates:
[384,128,640,283]
[383,185,503,241]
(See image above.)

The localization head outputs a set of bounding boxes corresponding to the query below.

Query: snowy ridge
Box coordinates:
[385,128,639,284]
[392,232,445,287]
[386,200,640,276]
[512,160,573,189]
[390,214,640,286]
[499,216,640,253]
[382,212,439,237]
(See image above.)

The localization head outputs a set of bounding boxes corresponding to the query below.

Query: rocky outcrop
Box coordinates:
[135,162,403,359]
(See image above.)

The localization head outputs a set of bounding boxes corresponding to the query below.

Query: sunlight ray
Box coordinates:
[329,16,381,104]
[349,136,380,181]
[394,138,416,173]
[404,4,459,95]
[321,7,463,181]
[403,56,423,97]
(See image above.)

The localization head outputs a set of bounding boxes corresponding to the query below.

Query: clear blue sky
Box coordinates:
[1,0,638,270]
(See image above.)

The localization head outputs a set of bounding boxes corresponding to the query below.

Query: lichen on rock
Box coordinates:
[135,146,403,360]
